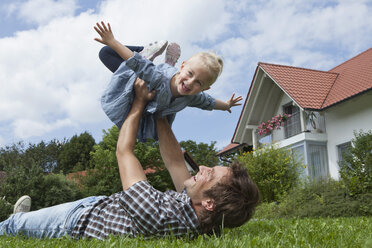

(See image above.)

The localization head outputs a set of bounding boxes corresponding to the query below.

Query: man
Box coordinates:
[0,79,259,239]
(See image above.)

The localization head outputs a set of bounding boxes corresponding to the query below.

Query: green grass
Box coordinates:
[0,217,371,248]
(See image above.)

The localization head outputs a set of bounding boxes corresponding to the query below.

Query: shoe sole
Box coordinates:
[149,41,168,61]
[13,195,31,214]
[165,43,181,66]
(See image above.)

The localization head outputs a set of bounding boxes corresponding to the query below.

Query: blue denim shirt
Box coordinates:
[101,52,216,141]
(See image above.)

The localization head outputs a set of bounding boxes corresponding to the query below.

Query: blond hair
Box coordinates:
[186,52,223,85]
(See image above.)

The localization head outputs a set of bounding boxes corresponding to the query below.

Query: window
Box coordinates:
[308,144,328,179]
[283,104,301,138]
[291,145,306,177]
[337,142,351,166]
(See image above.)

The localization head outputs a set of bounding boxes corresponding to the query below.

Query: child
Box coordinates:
[94,21,242,141]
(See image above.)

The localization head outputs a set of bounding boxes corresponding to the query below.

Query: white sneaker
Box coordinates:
[13,195,31,214]
[140,40,168,61]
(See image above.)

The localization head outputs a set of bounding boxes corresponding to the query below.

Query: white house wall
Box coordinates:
[325,91,372,179]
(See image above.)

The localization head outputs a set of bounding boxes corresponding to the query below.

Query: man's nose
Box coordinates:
[199,165,210,173]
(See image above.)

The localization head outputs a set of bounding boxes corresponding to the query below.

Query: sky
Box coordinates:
[1,0,372,151]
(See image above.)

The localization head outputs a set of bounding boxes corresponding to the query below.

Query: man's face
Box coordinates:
[184,165,230,203]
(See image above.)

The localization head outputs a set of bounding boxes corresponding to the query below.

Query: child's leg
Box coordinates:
[99,41,168,73]
[99,45,144,73]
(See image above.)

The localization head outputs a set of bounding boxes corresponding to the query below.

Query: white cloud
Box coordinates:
[235,0,372,68]
[0,0,233,141]
[18,0,78,25]
[13,118,74,139]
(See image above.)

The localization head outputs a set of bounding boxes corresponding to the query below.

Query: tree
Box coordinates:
[26,139,65,172]
[0,152,44,209]
[0,148,81,211]
[81,126,175,196]
[179,140,219,167]
[0,142,25,171]
[81,126,122,196]
[0,140,65,173]
[339,130,372,195]
[56,132,96,174]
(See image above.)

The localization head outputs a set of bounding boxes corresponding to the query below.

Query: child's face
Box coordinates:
[176,58,213,96]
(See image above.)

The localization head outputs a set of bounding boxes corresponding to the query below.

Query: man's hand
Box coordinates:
[133,78,156,104]
[94,21,115,46]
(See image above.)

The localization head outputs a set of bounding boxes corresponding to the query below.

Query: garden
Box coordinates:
[0,129,371,247]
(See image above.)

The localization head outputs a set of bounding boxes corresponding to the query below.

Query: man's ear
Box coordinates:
[180,61,185,69]
[201,199,215,211]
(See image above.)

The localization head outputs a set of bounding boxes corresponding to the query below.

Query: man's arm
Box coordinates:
[157,117,191,192]
[116,78,155,191]
[94,21,134,60]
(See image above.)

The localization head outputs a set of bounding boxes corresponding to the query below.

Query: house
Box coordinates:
[219,48,372,179]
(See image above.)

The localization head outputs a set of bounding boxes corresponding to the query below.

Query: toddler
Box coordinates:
[94,21,242,141]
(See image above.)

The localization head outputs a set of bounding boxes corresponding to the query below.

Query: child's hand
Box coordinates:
[94,21,115,46]
[225,93,243,113]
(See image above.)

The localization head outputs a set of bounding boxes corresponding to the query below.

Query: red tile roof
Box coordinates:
[259,63,338,109]
[217,143,245,155]
[324,48,372,108]
[259,47,372,110]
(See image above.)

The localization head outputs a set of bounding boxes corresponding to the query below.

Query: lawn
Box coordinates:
[0,217,371,248]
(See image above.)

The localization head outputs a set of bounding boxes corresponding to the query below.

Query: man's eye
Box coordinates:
[188,71,192,76]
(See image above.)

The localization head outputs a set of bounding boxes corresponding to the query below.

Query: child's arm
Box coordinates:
[94,21,134,61]
[214,93,243,113]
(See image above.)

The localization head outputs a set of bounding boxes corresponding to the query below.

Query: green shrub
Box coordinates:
[339,130,372,195]
[0,158,82,211]
[38,173,82,208]
[0,159,44,211]
[0,198,13,221]
[254,179,372,219]
[237,145,301,202]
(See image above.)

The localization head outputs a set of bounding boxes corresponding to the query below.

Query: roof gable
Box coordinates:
[259,63,338,109]
[259,47,372,110]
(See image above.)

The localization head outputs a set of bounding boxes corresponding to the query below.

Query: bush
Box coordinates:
[254,179,372,219]
[0,159,44,211]
[38,173,82,209]
[237,145,301,202]
[0,198,13,221]
[0,158,82,211]
[339,130,372,195]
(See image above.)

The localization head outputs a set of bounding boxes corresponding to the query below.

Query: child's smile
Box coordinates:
[173,59,212,97]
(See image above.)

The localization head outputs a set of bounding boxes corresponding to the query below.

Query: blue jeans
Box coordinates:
[99,45,143,73]
[0,196,104,238]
